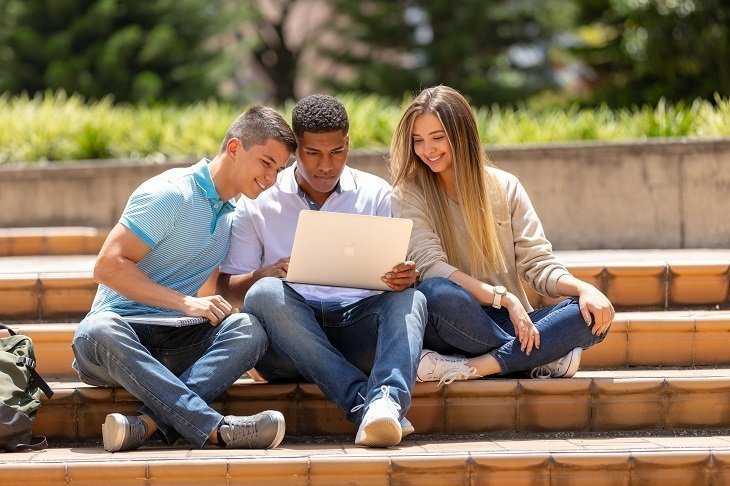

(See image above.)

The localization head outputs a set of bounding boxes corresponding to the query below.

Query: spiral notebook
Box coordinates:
[123,313,209,327]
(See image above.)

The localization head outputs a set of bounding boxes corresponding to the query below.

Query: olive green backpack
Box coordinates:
[0,323,54,452]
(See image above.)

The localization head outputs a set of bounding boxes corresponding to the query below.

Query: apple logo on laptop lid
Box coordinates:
[343,243,357,257]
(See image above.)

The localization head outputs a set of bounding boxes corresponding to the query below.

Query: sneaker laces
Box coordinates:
[438,366,479,387]
[530,365,552,379]
[530,350,574,379]
[127,417,148,445]
[350,392,367,414]
[219,416,260,445]
[378,385,401,414]
[351,386,401,414]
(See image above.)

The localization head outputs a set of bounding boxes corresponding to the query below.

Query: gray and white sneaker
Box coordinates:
[417,349,481,386]
[218,411,285,449]
[530,347,583,379]
[102,413,148,452]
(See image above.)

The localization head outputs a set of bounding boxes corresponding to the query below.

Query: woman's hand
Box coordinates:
[577,284,615,335]
[504,293,540,355]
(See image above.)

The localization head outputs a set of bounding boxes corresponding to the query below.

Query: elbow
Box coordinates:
[215,272,231,297]
[92,255,116,286]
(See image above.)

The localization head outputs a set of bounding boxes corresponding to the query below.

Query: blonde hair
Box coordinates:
[390,85,506,275]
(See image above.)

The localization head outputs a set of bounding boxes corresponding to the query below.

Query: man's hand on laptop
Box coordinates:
[382,261,419,291]
[254,257,290,280]
[181,295,238,326]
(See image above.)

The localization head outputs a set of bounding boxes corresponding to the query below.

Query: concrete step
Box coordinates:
[31,366,730,441]
[2,433,730,484]
[6,310,729,379]
[0,227,107,256]
[0,249,728,320]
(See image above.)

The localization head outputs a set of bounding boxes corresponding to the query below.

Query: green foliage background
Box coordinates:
[573,0,730,106]
[2,1,729,107]
[1,0,729,165]
[0,0,231,103]
[2,91,729,164]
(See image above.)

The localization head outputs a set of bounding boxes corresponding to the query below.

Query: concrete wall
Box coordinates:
[1,139,728,250]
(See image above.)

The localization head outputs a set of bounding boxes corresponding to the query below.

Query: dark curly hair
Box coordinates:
[291,94,349,136]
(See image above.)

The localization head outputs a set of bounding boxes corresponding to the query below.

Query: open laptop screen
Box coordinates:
[285,210,413,291]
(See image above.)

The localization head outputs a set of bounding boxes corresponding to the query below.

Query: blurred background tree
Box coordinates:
[571,0,730,106]
[0,0,233,103]
[0,0,727,108]
[228,0,327,104]
[321,0,574,106]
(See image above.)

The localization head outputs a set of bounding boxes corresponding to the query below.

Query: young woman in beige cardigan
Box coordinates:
[390,85,614,384]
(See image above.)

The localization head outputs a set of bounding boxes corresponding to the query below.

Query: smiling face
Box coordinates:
[294,130,349,206]
[231,137,292,200]
[411,113,454,178]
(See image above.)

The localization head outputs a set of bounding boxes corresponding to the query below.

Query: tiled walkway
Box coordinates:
[3,435,730,484]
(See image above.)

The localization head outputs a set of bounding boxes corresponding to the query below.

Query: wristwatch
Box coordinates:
[492,286,507,309]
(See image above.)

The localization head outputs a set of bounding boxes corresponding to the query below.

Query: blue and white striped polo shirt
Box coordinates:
[88,159,236,316]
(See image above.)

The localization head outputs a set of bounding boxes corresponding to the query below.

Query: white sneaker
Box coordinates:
[530,347,583,379]
[400,417,414,437]
[417,349,480,386]
[355,386,402,447]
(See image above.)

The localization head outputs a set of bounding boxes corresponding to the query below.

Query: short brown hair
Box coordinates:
[219,105,296,153]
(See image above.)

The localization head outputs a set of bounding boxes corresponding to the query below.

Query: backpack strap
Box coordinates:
[0,323,54,399]
[0,323,16,336]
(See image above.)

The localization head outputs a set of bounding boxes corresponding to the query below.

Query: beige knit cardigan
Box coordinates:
[392,167,571,312]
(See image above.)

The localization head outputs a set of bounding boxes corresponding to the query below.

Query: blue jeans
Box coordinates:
[71,311,268,447]
[417,278,607,374]
[243,277,426,423]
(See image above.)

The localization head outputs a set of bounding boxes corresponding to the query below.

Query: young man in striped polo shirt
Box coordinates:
[71,106,296,452]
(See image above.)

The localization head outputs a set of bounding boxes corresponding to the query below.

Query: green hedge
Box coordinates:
[2,91,730,164]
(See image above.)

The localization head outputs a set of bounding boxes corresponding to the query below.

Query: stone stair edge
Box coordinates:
[3,441,730,485]
[3,248,730,266]
[33,367,730,400]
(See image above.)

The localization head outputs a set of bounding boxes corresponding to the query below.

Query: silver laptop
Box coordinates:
[285,210,413,291]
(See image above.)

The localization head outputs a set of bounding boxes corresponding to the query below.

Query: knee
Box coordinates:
[398,286,427,316]
[222,312,267,341]
[220,312,270,358]
[560,299,603,343]
[74,311,130,349]
[384,287,426,311]
[411,289,427,322]
[243,277,285,312]
[417,277,467,312]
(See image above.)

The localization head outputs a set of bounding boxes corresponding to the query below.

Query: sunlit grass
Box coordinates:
[1,90,728,164]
